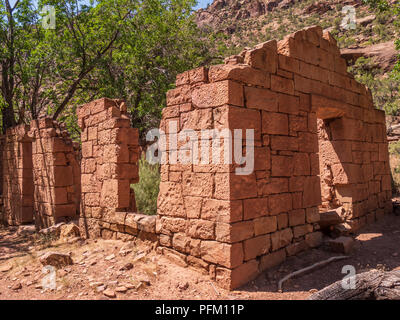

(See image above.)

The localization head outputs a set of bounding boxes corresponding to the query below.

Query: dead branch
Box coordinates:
[278,256,349,292]
[308,269,400,300]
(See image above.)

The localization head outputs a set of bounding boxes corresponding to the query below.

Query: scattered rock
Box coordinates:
[87,260,97,266]
[60,224,80,240]
[96,285,107,292]
[139,277,151,286]
[0,264,13,272]
[17,225,36,236]
[123,283,136,290]
[66,237,81,244]
[115,286,128,293]
[332,223,352,237]
[103,289,116,298]
[132,252,146,263]
[303,1,333,15]
[119,249,132,256]
[341,41,397,73]
[328,236,355,254]
[357,15,375,27]
[39,252,73,268]
[120,263,133,271]
[105,254,116,261]
[39,222,65,237]
[178,282,189,291]
[89,281,104,288]
[11,282,22,290]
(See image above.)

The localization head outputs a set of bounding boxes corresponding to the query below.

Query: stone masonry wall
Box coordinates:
[2,125,34,225]
[77,98,155,240]
[157,26,392,290]
[0,136,4,218]
[30,118,81,229]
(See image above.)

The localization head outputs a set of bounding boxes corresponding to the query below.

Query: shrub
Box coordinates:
[132,156,160,215]
[389,141,400,155]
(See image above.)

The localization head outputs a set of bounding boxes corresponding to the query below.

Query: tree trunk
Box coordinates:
[308,270,400,300]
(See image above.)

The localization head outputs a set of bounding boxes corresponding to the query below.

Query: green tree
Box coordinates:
[0,0,131,132]
[362,0,400,115]
[75,0,220,137]
[0,0,219,136]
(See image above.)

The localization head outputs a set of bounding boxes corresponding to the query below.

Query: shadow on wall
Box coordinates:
[2,125,34,226]
[1,120,81,229]
[316,99,392,233]
[29,118,81,229]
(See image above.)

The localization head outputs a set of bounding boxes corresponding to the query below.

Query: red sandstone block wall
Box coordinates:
[2,125,34,225]
[157,26,392,290]
[0,137,4,218]
[30,118,81,229]
[77,98,147,240]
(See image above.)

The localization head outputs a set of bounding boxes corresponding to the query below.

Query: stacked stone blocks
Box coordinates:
[2,125,34,225]
[30,118,81,229]
[156,26,392,289]
[77,98,152,240]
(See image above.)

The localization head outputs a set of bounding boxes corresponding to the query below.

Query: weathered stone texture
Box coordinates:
[1,120,80,228]
[2,125,34,225]
[0,25,393,292]
[157,25,392,290]
[77,98,151,240]
[30,118,81,228]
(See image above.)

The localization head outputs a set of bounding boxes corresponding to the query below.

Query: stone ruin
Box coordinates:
[156,26,392,289]
[0,26,393,290]
[77,98,155,241]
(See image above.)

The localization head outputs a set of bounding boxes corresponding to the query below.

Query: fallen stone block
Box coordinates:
[332,222,352,237]
[39,252,73,268]
[17,225,36,236]
[39,222,66,237]
[60,223,80,240]
[328,236,354,254]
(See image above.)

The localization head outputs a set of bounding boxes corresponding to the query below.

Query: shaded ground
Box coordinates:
[0,213,399,300]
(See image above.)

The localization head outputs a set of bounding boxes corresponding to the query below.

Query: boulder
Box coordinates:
[39,252,73,268]
[341,41,397,73]
[59,224,80,240]
[328,236,355,254]
[319,208,345,229]
[17,225,36,236]
[357,15,375,27]
[39,222,66,237]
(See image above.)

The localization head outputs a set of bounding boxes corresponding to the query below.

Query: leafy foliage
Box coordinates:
[82,0,219,137]
[348,57,400,115]
[0,0,220,138]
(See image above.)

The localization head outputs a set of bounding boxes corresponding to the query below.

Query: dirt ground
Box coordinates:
[0,213,399,300]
